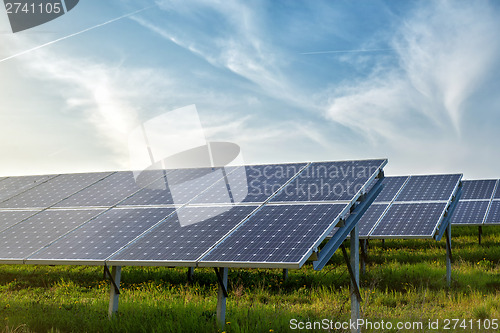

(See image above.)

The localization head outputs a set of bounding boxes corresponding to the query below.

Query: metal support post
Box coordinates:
[445,223,452,286]
[283,269,288,281]
[187,267,194,282]
[350,226,360,333]
[107,266,121,319]
[215,267,228,330]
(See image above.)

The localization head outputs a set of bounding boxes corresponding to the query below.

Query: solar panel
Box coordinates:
[449,200,489,225]
[119,167,229,206]
[270,160,385,202]
[0,210,40,233]
[485,201,500,224]
[55,171,165,208]
[373,176,408,202]
[0,209,104,262]
[28,208,175,263]
[357,204,388,237]
[0,173,111,209]
[460,180,497,200]
[108,205,258,265]
[494,182,500,199]
[370,202,447,238]
[0,175,56,203]
[189,163,306,204]
[199,204,346,267]
[395,175,461,202]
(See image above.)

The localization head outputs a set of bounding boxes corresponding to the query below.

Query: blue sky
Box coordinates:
[1,0,499,178]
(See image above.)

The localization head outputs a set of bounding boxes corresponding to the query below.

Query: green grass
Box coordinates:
[1,226,500,332]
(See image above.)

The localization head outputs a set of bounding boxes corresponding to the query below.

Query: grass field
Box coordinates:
[1,226,499,332]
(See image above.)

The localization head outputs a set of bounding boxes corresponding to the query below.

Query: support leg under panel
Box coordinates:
[445,224,452,286]
[216,267,228,330]
[108,266,122,319]
[350,226,360,333]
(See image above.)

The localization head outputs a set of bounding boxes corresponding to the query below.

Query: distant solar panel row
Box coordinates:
[355,175,461,239]
[450,179,500,225]
[0,159,387,269]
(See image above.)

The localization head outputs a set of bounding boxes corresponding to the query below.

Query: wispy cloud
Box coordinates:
[326,0,500,139]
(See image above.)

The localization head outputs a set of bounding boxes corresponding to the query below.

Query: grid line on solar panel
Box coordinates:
[27,207,176,263]
[0,173,112,209]
[449,200,489,225]
[118,167,235,206]
[357,203,389,237]
[0,209,105,261]
[485,201,500,224]
[0,210,41,233]
[460,180,497,200]
[370,202,447,238]
[269,159,386,203]
[199,204,346,267]
[0,175,57,203]
[55,170,168,208]
[107,205,258,265]
[188,163,308,205]
[373,176,409,203]
[394,174,461,202]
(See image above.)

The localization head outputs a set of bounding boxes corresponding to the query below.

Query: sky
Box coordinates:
[1,0,499,179]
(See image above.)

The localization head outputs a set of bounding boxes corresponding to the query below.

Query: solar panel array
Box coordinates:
[450,179,500,225]
[356,174,462,239]
[0,159,387,269]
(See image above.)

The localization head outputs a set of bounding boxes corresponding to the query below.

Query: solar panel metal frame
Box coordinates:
[360,174,462,239]
[451,179,500,226]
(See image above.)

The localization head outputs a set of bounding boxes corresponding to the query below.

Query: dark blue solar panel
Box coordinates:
[189,163,306,204]
[370,203,447,237]
[449,201,489,225]
[461,180,497,200]
[108,205,257,263]
[373,176,408,202]
[357,204,388,237]
[485,201,500,224]
[0,209,104,260]
[270,160,385,202]
[29,208,175,261]
[200,204,345,264]
[0,173,111,209]
[494,182,500,199]
[0,210,40,233]
[119,167,228,206]
[55,171,165,207]
[395,175,461,202]
[0,175,56,203]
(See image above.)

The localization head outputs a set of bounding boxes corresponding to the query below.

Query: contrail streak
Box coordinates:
[300,48,393,55]
[0,5,154,63]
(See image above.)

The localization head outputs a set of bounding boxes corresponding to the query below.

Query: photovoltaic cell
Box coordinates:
[0,210,40,233]
[119,167,228,206]
[0,173,111,209]
[0,209,104,260]
[29,208,175,262]
[395,175,460,202]
[485,201,500,224]
[189,163,306,204]
[270,160,385,202]
[0,175,56,203]
[370,203,447,238]
[357,204,388,237]
[373,176,408,202]
[460,180,497,200]
[495,183,500,199]
[449,201,489,225]
[55,171,165,208]
[200,204,346,265]
[108,205,257,264]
